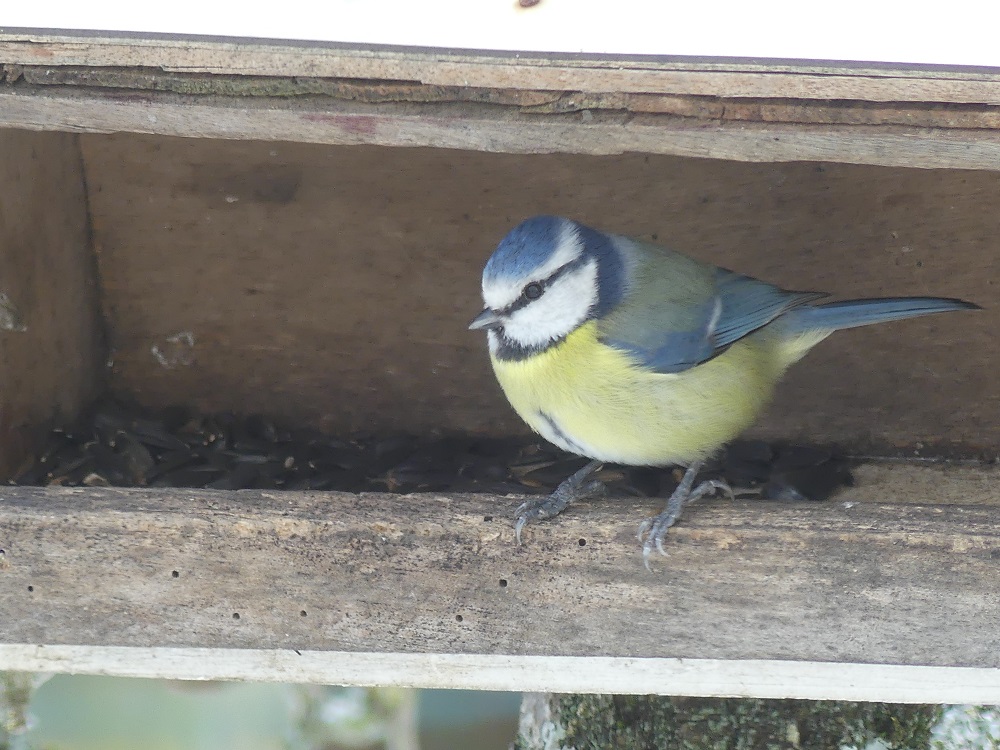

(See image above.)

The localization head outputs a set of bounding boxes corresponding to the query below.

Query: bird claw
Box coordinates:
[514,514,528,545]
[704,479,736,503]
[514,500,560,544]
[636,518,652,541]
[512,460,604,544]
[638,511,679,569]
[638,470,733,569]
[513,460,732,564]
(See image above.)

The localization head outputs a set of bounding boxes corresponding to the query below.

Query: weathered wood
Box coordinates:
[0,130,104,477]
[850,463,1000,505]
[2,87,1000,170]
[1,464,999,700]
[4,33,1000,103]
[12,66,1000,132]
[4,35,1000,168]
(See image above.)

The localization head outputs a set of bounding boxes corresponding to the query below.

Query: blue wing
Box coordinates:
[712,269,826,350]
[598,238,824,374]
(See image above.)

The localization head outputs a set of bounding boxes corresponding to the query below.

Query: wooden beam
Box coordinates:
[5,34,1000,167]
[4,33,1000,103]
[2,463,999,700]
[3,88,1000,170]
[11,65,1000,131]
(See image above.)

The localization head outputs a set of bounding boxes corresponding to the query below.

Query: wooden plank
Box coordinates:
[6,44,1000,168]
[11,65,1000,132]
[2,649,1000,704]
[850,463,1000,505]
[4,33,1000,103]
[0,130,104,477]
[1,466,999,700]
[3,88,1000,170]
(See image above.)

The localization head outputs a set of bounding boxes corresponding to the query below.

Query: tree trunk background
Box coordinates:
[515,693,941,750]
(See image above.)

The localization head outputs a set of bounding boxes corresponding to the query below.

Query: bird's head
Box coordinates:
[469,216,626,358]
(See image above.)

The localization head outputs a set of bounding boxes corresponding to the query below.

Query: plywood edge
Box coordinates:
[11,66,1000,131]
[2,647,999,703]
[3,32,1000,103]
[3,88,1000,169]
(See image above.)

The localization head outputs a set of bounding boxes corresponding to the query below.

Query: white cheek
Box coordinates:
[502,262,598,347]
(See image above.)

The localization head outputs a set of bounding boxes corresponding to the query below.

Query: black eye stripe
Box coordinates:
[501,256,588,316]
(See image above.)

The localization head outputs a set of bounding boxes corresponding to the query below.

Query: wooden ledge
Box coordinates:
[2,462,998,700]
[3,32,1000,102]
[3,32,1000,168]
[3,87,1000,170]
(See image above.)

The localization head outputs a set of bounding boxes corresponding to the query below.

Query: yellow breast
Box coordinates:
[490,321,789,466]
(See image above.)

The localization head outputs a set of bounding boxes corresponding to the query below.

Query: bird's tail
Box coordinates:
[774,296,979,368]
[785,297,980,333]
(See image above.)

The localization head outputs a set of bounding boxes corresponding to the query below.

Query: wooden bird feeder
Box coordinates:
[0,17,998,704]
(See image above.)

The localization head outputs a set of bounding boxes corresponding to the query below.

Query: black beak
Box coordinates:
[469,308,503,331]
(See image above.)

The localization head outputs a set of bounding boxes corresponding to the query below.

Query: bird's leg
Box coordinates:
[514,459,605,543]
[638,461,734,569]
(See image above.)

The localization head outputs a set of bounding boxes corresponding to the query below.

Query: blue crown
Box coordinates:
[484,216,570,283]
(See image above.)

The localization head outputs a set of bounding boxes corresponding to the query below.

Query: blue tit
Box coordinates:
[469,215,979,565]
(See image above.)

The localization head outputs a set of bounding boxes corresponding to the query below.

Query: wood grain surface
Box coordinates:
[0,130,103,477]
[4,32,1000,169]
[2,467,998,660]
[1,463,998,697]
[2,87,1000,171]
[4,33,1000,102]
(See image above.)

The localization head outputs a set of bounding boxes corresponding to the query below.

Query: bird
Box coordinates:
[469,215,979,566]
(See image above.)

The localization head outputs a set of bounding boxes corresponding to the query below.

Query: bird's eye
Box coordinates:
[524,282,544,300]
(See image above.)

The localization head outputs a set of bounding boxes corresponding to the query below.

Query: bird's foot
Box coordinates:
[638,462,734,570]
[514,459,605,543]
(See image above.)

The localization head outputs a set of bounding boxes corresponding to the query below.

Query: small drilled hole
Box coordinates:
[483,515,493,522]
[455,614,463,622]
[578,538,587,547]
[499,579,508,588]
[300,610,307,617]
[232,612,241,620]
[171,570,180,578]
[27,585,34,592]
